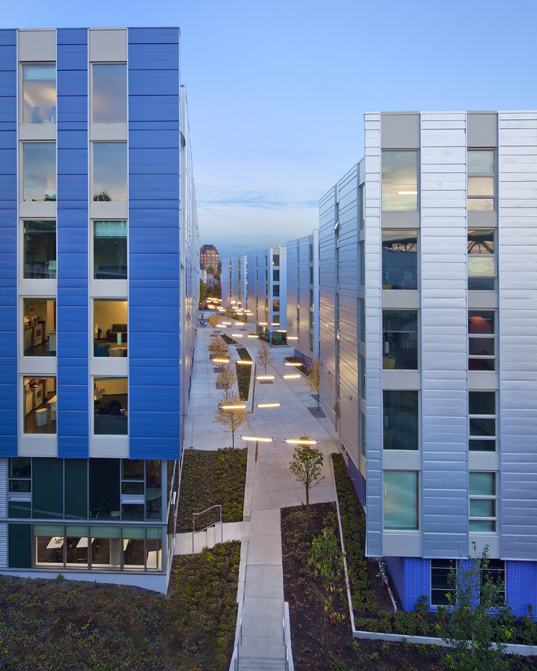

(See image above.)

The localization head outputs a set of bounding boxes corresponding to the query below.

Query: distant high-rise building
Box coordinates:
[200,244,219,271]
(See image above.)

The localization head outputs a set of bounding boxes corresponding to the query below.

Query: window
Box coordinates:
[383,310,418,369]
[273,269,279,282]
[469,392,496,451]
[94,220,127,279]
[23,220,56,279]
[359,243,365,286]
[482,559,505,600]
[359,183,365,229]
[23,299,56,356]
[335,248,340,283]
[272,254,279,266]
[383,391,418,450]
[360,412,366,458]
[360,355,366,400]
[469,472,496,532]
[23,377,56,434]
[310,267,314,285]
[22,64,56,124]
[8,458,32,519]
[94,377,128,435]
[431,559,456,606]
[273,284,280,297]
[469,311,495,371]
[22,143,56,201]
[359,299,365,344]
[310,289,314,308]
[382,151,418,212]
[121,459,162,522]
[309,243,313,263]
[93,299,128,357]
[309,311,314,329]
[468,230,495,290]
[92,142,127,201]
[383,471,418,530]
[468,150,495,211]
[92,64,127,123]
[272,300,280,313]
[382,230,418,290]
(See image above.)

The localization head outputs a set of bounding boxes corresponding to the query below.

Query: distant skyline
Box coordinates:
[4,0,537,257]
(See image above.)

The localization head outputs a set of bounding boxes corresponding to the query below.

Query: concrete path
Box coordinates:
[182,318,340,670]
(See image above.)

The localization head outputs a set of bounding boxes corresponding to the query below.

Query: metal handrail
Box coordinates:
[192,504,223,552]
[229,602,243,671]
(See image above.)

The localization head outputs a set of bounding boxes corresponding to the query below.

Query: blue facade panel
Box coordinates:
[345,453,366,509]
[57,28,89,459]
[403,557,431,612]
[128,28,181,461]
[0,30,17,456]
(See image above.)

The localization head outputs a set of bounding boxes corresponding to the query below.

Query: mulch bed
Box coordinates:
[220,334,238,345]
[177,448,247,533]
[284,356,309,376]
[235,347,252,401]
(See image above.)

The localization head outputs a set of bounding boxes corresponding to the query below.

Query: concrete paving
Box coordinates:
[182,318,341,670]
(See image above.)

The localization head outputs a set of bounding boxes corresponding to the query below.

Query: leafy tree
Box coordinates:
[208,336,229,370]
[199,279,206,305]
[216,364,237,402]
[437,543,514,671]
[213,393,250,448]
[208,314,221,330]
[207,265,214,274]
[308,527,345,670]
[289,440,324,532]
[307,355,321,410]
[255,340,275,374]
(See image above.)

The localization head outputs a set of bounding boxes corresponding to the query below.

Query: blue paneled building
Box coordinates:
[0,27,199,592]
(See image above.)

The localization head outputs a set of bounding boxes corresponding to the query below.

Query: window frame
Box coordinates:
[90,62,128,125]
[381,150,419,212]
[469,471,497,533]
[20,141,57,203]
[468,229,496,291]
[467,149,496,212]
[431,558,457,606]
[468,310,496,371]
[21,218,57,280]
[92,219,128,281]
[469,391,496,452]
[21,297,57,358]
[383,470,419,531]
[91,141,128,203]
[20,62,56,125]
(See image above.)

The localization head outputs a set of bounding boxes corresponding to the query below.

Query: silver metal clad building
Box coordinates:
[320,111,537,614]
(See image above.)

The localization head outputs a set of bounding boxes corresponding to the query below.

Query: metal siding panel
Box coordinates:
[0,32,16,457]
[498,112,537,559]
[128,28,181,461]
[420,112,468,557]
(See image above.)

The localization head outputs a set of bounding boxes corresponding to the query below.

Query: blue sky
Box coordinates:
[4,0,537,257]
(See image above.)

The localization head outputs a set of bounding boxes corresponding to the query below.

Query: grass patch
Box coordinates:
[0,540,240,671]
[177,448,247,533]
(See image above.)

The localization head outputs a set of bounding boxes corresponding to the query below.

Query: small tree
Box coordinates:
[199,279,206,306]
[214,393,250,448]
[207,265,214,274]
[208,313,221,330]
[437,543,514,671]
[309,528,345,671]
[307,355,321,410]
[289,440,324,533]
[256,340,275,374]
[209,336,229,370]
[216,364,237,402]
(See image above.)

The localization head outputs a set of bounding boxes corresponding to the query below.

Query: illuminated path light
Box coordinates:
[284,362,301,366]
[257,403,281,408]
[221,404,247,410]
[256,375,275,380]
[239,436,275,443]
[283,374,300,379]
[283,439,320,445]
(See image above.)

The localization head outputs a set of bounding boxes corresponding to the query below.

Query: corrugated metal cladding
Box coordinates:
[364,112,383,557]
[337,167,359,465]
[57,28,90,458]
[231,256,239,304]
[286,240,298,339]
[498,111,537,560]
[128,28,181,460]
[420,112,469,557]
[256,251,266,321]
[298,236,310,354]
[319,186,337,430]
[246,251,256,318]
[0,30,17,457]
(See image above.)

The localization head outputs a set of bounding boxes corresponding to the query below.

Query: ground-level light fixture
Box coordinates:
[277,329,287,333]
[283,374,300,379]
[247,334,259,338]
[257,403,281,408]
[213,358,230,363]
[287,336,298,340]
[285,362,301,366]
[258,322,268,326]
[256,375,275,380]
[236,360,253,365]
[239,436,275,442]
[221,404,247,410]
[283,439,320,445]
[271,322,279,326]
[231,333,244,337]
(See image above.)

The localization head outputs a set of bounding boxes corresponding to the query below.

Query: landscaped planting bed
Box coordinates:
[177,448,247,533]
[284,355,308,375]
[220,333,238,345]
[235,347,252,401]
[0,540,240,671]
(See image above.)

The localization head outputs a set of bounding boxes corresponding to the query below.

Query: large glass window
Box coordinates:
[383,390,418,450]
[22,143,56,202]
[94,220,127,279]
[359,183,365,229]
[94,377,128,435]
[9,458,31,518]
[469,311,495,371]
[431,559,456,606]
[383,310,418,369]
[23,220,56,279]
[93,299,128,357]
[469,392,496,451]
[469,472,496,532]
[382,230,418,290]
[23,299,56,357]
[22,65,56,124]
[359,299,365,344]
[34,524,64,567]
[468,229,495,290]
[383,471,418,530]
[382,151,418,212]
[90,459,120,520]
[91,525,121,569]
[468,150,495,211]
[23,377,56,434]
[92,64,127,123]
[92,143,127,202]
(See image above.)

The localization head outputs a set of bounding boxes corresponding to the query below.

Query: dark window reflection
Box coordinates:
[383,310,418,369]
[383,390,418,450]
[24,220,56,279]
[382,230,418,290]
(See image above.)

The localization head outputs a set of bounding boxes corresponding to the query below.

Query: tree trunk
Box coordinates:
[306,484,310,533]
[232,428,235,449]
